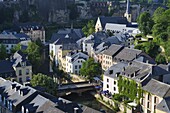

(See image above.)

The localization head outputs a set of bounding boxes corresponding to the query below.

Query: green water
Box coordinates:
[62,92,115,113]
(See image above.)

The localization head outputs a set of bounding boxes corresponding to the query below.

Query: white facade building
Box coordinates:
[0,34,20,53]
[66,51,89,74]
[103,62,128,94]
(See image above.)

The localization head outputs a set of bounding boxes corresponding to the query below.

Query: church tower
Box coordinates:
[124,0,132,23]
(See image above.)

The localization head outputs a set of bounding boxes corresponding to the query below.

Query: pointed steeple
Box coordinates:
[126,0,130,14]
[124,0,132,22]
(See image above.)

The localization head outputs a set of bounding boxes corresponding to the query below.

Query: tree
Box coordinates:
[30,73,57,95]
[152,8,170,36]
[0,44,7,60]
[158,32,169,42]
[82,20,95,36]
[155,54,167,64]
[80,58,102,80]
[137,12,153,36]
[134,41,160,58]
[26,42,41,73]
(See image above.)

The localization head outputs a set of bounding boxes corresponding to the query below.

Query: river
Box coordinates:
[62,92,115,113]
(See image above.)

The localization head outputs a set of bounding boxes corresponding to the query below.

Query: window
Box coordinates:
[147,102,150,109]
[114,81,116,85]
[19,70,22,76]
[154,96,157,103]
[26,76,30,82]
[19,78,22,83]
[79,65,81,69]
[148,94,151,101]
[113,87,116,91]
[75,71,77,74]
[9,101,12,111]
[154,105,156,111]
[75,65,77,69]
[107,84,109,88]
[107,78,109,82]
[26,69,29,75]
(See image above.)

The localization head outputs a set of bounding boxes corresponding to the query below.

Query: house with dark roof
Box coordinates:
[142,79,170,113]
[13,22,45,44]
[0,50,32,83]
[0,32,31,53]
[95,0,132,32]
[103,60,170,113]
[102,44,155,70]
[0,77,102,113]
[95,0,141,36]
[66,50,89,74]
[0,34,20,53]
[49,28,83,66]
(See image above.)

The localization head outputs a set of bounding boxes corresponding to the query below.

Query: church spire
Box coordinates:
[126,0,130,14]
[124,0,131,22]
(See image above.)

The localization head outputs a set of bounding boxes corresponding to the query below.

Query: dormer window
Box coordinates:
[21,62,26,67]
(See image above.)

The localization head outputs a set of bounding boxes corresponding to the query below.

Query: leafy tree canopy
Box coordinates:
[80,58,102,80]
[82,20,95,37]
[26,42,41,73]
[30,73,57,95]
[0,44,7,60]
[134,41,160,58]
[155,54,167,64]
[137,11,154,36]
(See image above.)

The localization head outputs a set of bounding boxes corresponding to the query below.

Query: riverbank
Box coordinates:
[62,92,115,113]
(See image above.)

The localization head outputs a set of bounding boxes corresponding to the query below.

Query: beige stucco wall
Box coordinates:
[14,65,32,82]
[141,92,163,113]
[102,54,113,71]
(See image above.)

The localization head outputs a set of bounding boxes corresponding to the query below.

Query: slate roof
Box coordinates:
[115,47,142,61]
[121,61,151,82]
[67,51,89,63]
[57,28,84,38]
[142,79,170,98]
[0,60,14,74]
[104,62,128,78]
[103,44,124,56]
[0,34,18,40]
[24,94,55,113]
[14,22,44,32]
[50,29,82,44]
[156,97,170,113]
[0,77,102,113]
[99,16,128,28]
[13,33,30,40]
[12,50,31,67]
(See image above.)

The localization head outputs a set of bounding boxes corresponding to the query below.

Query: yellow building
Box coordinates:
[142,79,170,113]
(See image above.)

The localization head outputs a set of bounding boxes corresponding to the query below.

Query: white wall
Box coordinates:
[95,17,103,32]
[66,52,89,74]
[103,75,119,95]
[49,43,62,64]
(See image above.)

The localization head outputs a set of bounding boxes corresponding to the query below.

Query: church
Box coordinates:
[95,0,140,35]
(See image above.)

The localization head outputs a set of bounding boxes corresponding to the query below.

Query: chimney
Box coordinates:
[74,107,79,113]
